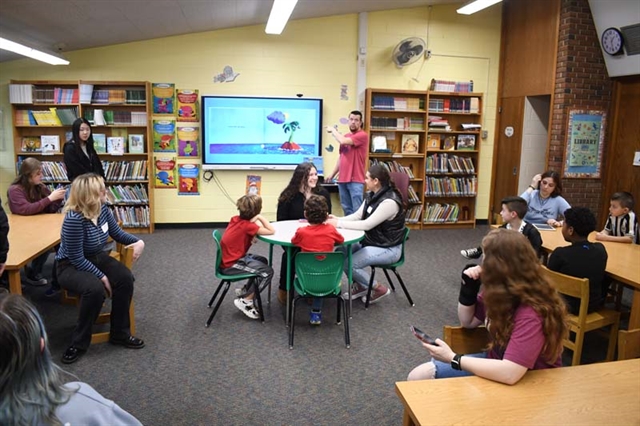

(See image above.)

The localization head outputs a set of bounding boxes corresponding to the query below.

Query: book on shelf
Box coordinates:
[40,135,60,154]
[457,134,476,151]
[442,136,456,151]
[401,134,419,154]
[371,135,388,152]
[461,123,481,130]
[428,134,441,149]
[128,134,145,154]
[93,134,107,154]
[107,137,125,155]
[21,137,41,152]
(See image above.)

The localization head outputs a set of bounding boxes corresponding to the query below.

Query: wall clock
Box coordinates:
[601,27,624,56]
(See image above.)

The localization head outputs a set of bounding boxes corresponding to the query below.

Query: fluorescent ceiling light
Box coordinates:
[457,0,502,15]
[265,0,298,35]
[0,37,69,65]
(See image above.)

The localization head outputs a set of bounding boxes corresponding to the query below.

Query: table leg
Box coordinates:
[402,408,416,426]
[285,247,293,326]
[267,243,274,304]
[347,244,353,319]
[8,270,22,295]
[618,289,640,360]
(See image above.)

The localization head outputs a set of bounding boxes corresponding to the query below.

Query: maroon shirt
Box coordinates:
[7,184,61,215]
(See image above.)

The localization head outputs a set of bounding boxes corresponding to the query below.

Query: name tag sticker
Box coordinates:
[101,222,109,233]
[367,206,373,214]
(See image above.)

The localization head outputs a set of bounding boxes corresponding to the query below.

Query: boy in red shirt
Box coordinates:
[220,194,275,320]
[291,195,344,325]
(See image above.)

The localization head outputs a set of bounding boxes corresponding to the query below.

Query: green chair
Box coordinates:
[206,230,264,326]
[364,227,414,308]
[290,252,350,349]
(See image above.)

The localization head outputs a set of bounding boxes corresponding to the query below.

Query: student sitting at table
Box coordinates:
[276,162,332,305]
[407,229,569,385]
[519,171,571,227]
[0,292,142,425]
[548,207,608,314]
[56,173,145,364]
[596,191,638,244]
[326,164,405,304]
[461,196,542,259]
[291,195,344,325]
[221,194,275,320]
[7,157,66,289]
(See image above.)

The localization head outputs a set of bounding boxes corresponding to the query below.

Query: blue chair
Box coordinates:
[364,227,414,308]
[290,252,350,349]
[206,230,264,326]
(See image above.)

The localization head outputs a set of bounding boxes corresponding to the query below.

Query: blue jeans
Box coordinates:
[338,243,401,288]
[434,352,487,378]
[338,182,364,216]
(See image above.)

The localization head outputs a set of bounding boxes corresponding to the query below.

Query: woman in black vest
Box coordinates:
[63,118,105,182]
[327,164,405,304]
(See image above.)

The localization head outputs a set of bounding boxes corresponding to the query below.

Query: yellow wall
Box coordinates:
[0,4,501,222]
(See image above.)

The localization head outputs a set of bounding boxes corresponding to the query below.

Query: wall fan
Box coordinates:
[392,37,426,68]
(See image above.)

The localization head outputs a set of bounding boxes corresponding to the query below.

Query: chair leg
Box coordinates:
[289,297,298,349]
[340,298,350,348]
[572,330,584,366]
[365,268,377,309]
[253,279,265,323]
[206,281,230,327]
[208,280,225,307]
[606,318,620,361]
[382,269,396,291]
[336,296,342,325]
[391,268,415,307]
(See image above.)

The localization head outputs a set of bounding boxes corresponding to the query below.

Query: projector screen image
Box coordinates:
[201,96,323,169]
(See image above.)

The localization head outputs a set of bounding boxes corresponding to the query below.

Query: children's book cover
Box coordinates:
[41,135,60,154]
[107,136,125,155]
[128,134,145,154]
[177,89,199,122]
[456,134,476,151]
[178,164,200,195]
[177,125,199,157]
[154,157,177,188]
[245,175,262,196]
[152,83,175,114]
[443,135,456,151]
[21,136,41,152]
[153,119,176,152]
[93,133,107,154]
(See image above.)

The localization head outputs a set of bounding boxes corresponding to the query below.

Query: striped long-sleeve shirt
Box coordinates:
[56,204,139,278]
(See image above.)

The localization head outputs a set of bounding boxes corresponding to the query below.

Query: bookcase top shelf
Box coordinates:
[429,91,484,97]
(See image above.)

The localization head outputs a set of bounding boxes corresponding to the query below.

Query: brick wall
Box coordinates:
[550,0,613,219]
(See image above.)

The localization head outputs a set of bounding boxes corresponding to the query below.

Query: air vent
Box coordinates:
[621,23,640,56]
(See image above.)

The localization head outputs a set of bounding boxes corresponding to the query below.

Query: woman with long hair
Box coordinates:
[275,162,331,304]
[0,293,141,425]
[7,157,66,286]
[63,117,105,182]
[55,173,145,364]
[327,164,406,304]
[407,228,569,385]
[520,170,571,227]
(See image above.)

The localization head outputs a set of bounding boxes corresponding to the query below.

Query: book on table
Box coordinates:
[533,223,555,231]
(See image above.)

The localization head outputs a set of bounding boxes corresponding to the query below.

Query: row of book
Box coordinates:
[109,206,151,228]
[428,97,480,113]
[423,202,461,223]
[370,117,425,131]
[15,107,79,126]
[105,184,149,205]
[425,177,478,196]
[407,185,421,204]
[426,154,476,174]
[405,205,423,224]
[429,79,474,93]
[94,134,145,155]
[91,89,146,105]
[372,96,424,111]
[84,110,147,126]
[10,85,79,104]
[103,160,149,181]
[369,159,415,178]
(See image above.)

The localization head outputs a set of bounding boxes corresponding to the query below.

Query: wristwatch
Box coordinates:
[451,353,463,371]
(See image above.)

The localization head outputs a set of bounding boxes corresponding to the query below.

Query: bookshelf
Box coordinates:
[365,88,428,229]
[424,91,483,228]
[10,80,154,233]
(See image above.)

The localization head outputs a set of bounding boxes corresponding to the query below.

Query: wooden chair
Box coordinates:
[61,242,136,344]
[443,325,489,354]
[541,266,620,365]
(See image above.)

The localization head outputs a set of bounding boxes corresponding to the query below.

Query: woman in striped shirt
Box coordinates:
[56,173,145,364]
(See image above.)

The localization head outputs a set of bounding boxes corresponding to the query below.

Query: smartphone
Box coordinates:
[410,326,438,346]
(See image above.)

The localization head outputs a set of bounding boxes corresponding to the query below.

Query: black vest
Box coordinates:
[361,186,405,247]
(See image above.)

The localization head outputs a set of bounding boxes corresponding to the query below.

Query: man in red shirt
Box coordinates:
[325,111,369,216]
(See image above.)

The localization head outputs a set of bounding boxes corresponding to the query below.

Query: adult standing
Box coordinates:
[520,171,570,227]
[324,111,369,216]
[63,118,105,182]
[276,162,331,304]
[327,164,405,304]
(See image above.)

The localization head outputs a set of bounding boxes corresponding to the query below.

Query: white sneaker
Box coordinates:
[233,298,259,320]
[460,247,482,260]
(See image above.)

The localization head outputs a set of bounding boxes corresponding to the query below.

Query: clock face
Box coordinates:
[601,27,624,56]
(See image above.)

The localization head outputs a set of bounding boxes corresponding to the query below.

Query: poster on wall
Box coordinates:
[177,89,199,122]
[153,119,176,153]
[246,175,262,196]
[177,125,200,158]
[563,109,606,178]
[152,83,175,114]
[178,164,200,195]
[154,157,177,188]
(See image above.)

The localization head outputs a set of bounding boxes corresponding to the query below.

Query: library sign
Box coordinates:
[563,109,606,178]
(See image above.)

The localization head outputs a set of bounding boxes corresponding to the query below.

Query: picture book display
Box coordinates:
[40,135,60,154]
[401,134,419,154]
[442,135,456,151]
[128,134,145,154]
[107,137,125,155]
[153,119,176,152]
[245,175,262,196]
[21,136,41,152]
[177,89,199,122]
[93,133,107,154]
[154,157,177,188]
[457,134,476,151]
[177,125,199,157]
[428,134,441,149]
[152,83,175,114]
[178,164,199,195]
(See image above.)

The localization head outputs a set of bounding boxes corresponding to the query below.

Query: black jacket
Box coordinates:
[362,186,405,247]
[0,198,9,264]
[63,141,105,182]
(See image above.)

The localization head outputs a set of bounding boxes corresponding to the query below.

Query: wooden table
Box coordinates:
[540,228,640,359]
[5,213,64,295]
[396,359,640,426]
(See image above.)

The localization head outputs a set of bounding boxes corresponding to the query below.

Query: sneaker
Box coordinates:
[342,283,369,300]
[309,310,322,325]
[234,298,260,320]
[235,286,250,298]
[45,286,60,298]
[460,247,482,260]
[25,274,48,287]
[363,284,391,304]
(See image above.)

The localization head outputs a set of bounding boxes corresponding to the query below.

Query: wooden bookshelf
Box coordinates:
[10,80,154,233]
[424,91,483,228]
[365,88,428,229]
